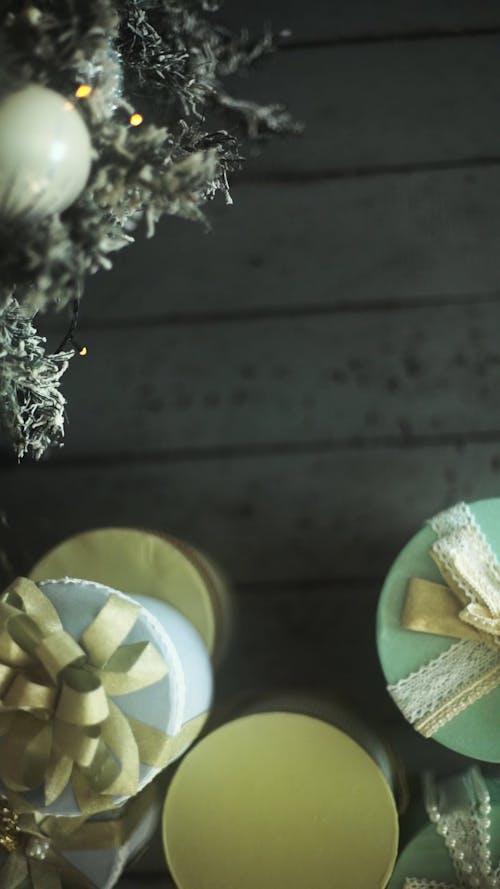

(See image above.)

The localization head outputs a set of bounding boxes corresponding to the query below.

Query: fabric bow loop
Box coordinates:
[403,520,500,648]
[388,504,500,738]
[0,578,170,813]
[0,788,156,889]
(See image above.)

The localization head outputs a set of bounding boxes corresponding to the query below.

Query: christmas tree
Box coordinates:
[0,0,298,459]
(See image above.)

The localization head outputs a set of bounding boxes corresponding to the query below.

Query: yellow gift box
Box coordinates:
[30,527,232,664]
[162,708,399,889]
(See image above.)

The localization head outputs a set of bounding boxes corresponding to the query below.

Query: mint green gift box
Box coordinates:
[377,499,500,762]
[389,774,500,888]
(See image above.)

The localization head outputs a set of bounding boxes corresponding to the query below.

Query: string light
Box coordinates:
[23,6,42,26]
[0,799,20,853]
[129,112,144,127]
[75,84,93,99]
[55,290,85,356]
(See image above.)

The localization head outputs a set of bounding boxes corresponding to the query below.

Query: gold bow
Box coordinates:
[0,578,173,814]
[402,521,500,647]
[0,787,154,889]
[388,504,500,737]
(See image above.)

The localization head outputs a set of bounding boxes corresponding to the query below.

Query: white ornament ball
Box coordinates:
[0,84,92,221]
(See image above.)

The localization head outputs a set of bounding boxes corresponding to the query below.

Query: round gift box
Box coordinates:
[236,689,405,804]
[30,527,231,664]
[377,498,500,761]
[389,775,500,887]
[91,786,162,889]
[162,712,399,889]
[0,577,212,816]
[0,783,161,889]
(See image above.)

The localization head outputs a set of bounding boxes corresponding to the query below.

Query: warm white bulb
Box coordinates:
[0,84,92,221]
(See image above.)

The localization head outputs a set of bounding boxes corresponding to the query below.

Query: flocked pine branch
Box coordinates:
[0,0,299,458]
[118,0,300,135]
[0,301,73,460]
[0,0,298,317]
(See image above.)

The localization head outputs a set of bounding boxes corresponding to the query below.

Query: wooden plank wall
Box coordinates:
[2,4,500,882]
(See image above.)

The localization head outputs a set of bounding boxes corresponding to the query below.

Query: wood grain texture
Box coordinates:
[216,583,392,718]
[63,37,500,324]
[222,37,500,175]
[218,0,500,42]
[72,167,500,323]
[3,442,500,586]
[3,18,500,869]
[59,301,500,455]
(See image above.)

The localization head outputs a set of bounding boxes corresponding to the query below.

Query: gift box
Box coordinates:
[377,499,500,761]
[0,576,212,816]
[389,768,500,888]
[235,689,406,804]
[30,527,232,664]
[0,782,160,889]
[162,707,399,889]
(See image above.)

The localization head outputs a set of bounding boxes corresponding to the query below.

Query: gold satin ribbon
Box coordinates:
[402,576,487,643]
[389,512,500,736]
[0,786,154,889]
[0,578,174,814]
[402,530,500,648]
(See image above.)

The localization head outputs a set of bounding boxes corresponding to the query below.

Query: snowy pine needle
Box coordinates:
[0,302,73,460]
[0,0,298,458]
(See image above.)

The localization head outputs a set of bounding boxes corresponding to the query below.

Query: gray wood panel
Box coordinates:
[5,16,500,887]
[74,168,500,323]
[216,583,392,719]
[3,442,500,585]
[223,37,500,175]
[219,0,500,42]
[60,301,500,455]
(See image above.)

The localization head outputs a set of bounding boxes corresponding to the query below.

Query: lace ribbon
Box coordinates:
[430,506,500,644]
[404,768,500,889]
[403,882,456,889]
[388,639,500,737]
[388,503,500,736]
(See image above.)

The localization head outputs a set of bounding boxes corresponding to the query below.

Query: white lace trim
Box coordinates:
[437,808,497,888]
[404,770,500,889]
[389,503,500,736]
[416,770,500,889]
[428,501,480,538]
[403,882,457,889]
[388,640,500,736]
[430,524,500,645]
